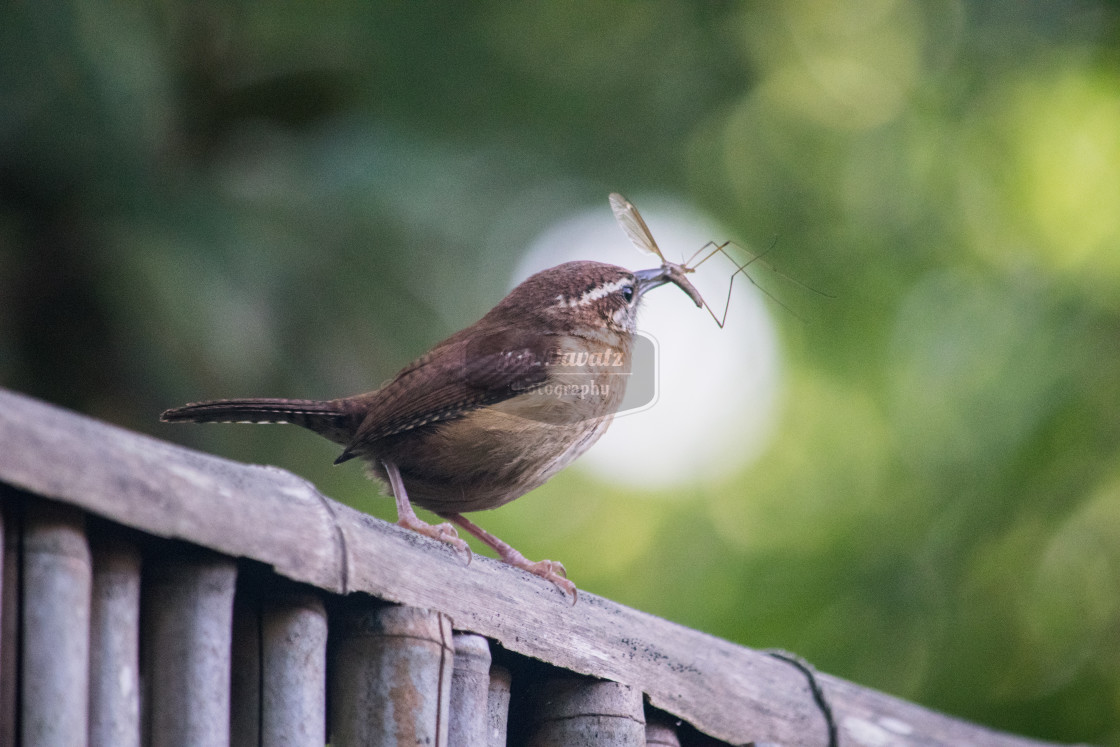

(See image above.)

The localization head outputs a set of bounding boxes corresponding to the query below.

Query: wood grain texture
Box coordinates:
[0,388,1085,747]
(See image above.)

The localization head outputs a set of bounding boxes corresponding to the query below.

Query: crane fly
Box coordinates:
[609,192,805,326]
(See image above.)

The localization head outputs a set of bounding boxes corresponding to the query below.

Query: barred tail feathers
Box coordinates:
[161,398,353,444]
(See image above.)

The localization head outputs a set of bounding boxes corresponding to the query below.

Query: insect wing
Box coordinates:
[609,192,665,261]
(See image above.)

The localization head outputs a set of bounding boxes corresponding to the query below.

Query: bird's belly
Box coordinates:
[372,396,619,514]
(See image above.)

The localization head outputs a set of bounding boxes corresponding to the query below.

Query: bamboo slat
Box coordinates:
[22,501,91,746]
[143,550,238,747]
[89,534,142,747]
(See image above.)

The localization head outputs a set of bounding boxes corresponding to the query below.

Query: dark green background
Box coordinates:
[3,3,1119,743]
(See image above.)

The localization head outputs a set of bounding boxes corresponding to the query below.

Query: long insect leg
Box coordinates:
[683,240,828,327]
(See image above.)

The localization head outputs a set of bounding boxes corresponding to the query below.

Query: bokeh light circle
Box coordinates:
[512,196,782,491]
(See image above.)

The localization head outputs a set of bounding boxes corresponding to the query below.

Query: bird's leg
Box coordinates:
[383,460,471,564]
[439,512,576,603]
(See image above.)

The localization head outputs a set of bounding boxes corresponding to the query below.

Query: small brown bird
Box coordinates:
[162,196,709,600]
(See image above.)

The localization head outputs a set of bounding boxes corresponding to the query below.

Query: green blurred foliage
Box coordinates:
[2,1,1119,743]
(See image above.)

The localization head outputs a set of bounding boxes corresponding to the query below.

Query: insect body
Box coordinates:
[609,192,788,327]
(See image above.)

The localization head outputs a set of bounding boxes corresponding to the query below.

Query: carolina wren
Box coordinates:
[163,199,709,600]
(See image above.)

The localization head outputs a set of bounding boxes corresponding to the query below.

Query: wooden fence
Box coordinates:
[0,387,1088,746]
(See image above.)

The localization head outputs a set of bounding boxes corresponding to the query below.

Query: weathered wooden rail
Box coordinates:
[0,387,1087,746]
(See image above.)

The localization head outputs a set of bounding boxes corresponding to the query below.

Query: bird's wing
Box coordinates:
[335,327,553,463]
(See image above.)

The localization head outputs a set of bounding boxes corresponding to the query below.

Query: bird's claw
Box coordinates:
[398,517,472,565]
[509,557,577,604]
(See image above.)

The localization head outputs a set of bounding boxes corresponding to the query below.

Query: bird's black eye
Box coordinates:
[621,283,634,303]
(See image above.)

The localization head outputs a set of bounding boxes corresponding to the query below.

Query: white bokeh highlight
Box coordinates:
[512,195,783,491]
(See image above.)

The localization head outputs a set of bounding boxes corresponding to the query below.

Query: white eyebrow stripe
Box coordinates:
[552,277,632,308]
[575,277,630,306]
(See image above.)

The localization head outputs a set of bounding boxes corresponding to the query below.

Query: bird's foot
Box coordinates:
[383,459,472,564]
[497,547,577,604]
[437,512,578,603]
[397,514,472,565]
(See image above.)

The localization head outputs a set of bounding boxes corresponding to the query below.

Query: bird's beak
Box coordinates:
[634,266,704,308]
